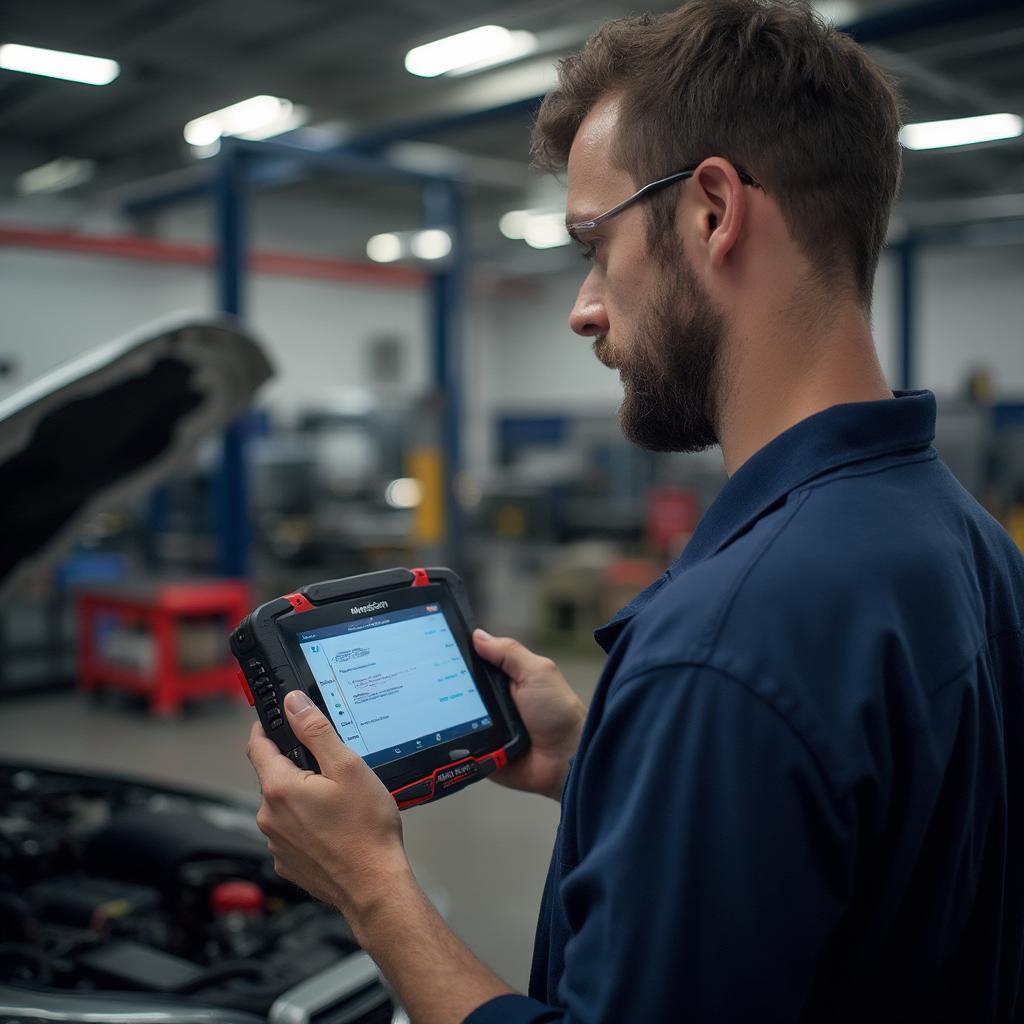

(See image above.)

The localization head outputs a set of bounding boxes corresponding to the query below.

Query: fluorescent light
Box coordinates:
[448,31,537,77]
[405,25,537,78]
[410,229,452,260]
[191,140,221,160]
[524,213,571,249]
[15,157,95,195]
[811,1,859,26]
[368,229,454,262]
[0,43,119,85]
[385,478,423,509]
[499,210,530,239]
[501,208,570,248]
[899,113,1023,151]
[367,233,403,263]
[183,95,305,147]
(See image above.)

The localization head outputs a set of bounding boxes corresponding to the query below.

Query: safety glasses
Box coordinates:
[566,166,763,236]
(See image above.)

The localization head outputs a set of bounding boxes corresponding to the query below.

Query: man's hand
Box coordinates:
[473,629,587,801]
[247,690,517,1023]
[246,691,410,922]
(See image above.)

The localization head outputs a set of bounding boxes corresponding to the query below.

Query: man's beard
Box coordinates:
[593,256,724,453]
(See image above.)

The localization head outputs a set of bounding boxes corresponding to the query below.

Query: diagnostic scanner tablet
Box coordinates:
[230,567,528,809]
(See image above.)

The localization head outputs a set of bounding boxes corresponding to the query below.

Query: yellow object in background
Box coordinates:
[496,504,526,538]
[408,446,444,544]
[1007,504,1024,554]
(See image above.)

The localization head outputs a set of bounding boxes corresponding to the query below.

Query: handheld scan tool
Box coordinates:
[231,568,528,809]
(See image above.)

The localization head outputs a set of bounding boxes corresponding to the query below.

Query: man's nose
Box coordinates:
[569,281,609,337]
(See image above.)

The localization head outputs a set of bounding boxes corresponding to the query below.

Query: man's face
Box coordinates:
[566,96,726,453]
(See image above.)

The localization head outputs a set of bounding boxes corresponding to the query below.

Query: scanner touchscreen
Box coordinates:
[296,603,491,768]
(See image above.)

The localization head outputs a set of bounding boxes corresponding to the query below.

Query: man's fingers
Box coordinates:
[473,628,543,679]
[247,721,301,788]
[247,721,277,771]
[283,690,352,779]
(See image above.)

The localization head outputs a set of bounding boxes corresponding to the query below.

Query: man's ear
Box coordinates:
[690,158,748,269]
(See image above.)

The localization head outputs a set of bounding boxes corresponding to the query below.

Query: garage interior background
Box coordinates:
[1,0,1023,1001]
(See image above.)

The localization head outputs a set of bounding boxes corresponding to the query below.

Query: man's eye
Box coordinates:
[579,243,597,263]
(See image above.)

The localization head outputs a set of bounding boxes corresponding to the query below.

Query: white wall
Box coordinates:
[917,244,1024,393]
[0,190,430,413]
[0,248,429,415]
[872,253,898,386]
[248,276,428,412]
[1,247,209,386]
[480,270,624,411]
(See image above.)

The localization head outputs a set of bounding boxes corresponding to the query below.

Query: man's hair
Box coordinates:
[532,0,904,306]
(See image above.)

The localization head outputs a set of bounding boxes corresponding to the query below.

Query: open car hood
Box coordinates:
[0,314,273,594]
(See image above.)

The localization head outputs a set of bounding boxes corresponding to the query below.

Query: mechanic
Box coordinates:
[246,1,1024,1021]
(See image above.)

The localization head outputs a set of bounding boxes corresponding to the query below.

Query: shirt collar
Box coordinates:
[594,390,937,652]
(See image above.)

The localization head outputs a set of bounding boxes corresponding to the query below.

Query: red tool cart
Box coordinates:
[76,579,250,716]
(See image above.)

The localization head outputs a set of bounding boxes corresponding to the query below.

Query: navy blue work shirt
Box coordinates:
[466,391,1024,1023]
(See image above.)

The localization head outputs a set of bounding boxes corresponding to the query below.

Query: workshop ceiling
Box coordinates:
[1,0,1023,255]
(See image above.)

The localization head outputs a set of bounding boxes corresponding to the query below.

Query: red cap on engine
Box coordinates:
[210,880,264,917]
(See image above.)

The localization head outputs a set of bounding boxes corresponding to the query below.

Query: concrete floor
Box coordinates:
[0,655,605,993]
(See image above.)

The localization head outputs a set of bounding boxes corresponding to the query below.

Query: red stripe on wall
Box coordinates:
[0,226,428,289]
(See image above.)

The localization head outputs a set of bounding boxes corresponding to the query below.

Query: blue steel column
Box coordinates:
[423,179,466,560]
[215,137,250,577]
[896,239,916,391]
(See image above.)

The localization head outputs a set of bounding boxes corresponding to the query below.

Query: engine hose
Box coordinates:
[174,958,270,993]
[0,943,54,985]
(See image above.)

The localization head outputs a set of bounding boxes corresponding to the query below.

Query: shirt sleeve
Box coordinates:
[463,993,563,1023]
[466,663,856,1024]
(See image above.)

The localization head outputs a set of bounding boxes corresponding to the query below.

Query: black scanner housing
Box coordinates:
[231,567,529,808]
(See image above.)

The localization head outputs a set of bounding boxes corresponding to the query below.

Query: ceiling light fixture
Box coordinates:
[447,32,538,77]
[0,43,119,85]
[498,210,531,240]
[366,233,404,263]
[524,213,571,249]
[500,208,570,248]
[183,95,305,147]
[385,478,423,509]
[810,1,859,26]
[15,157,96,195]
[367,229,454,263]
[410,229,452,260]
[405,26,537,78]
[191,140,222,160]
[899,113,1023,151]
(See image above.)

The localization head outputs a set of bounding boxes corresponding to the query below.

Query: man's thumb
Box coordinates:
[473,628,531,677]
[283,690,346,773]
[473,627,504,661]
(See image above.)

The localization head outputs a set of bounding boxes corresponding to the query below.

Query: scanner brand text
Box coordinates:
[349,600,389,615]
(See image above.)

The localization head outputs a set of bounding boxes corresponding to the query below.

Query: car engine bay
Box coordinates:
[0,761,399,1024]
